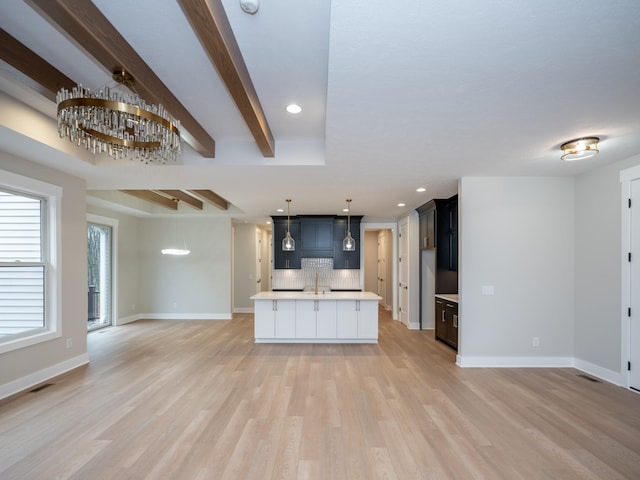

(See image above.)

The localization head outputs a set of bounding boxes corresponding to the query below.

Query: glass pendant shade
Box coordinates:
[343,232,355,251]
[282,232,295,251]
[282,199,295,251]
[343,198,356,251]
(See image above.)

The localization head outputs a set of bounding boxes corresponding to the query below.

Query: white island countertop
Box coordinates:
[251,291,381,301]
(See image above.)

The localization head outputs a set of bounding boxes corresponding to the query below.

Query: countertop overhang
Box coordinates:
[251,291,382,301]
[435,294,459,303]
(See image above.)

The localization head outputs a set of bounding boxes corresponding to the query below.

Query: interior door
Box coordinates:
[398,219,409,326]
[256,229,262,293]
[378,231,387,307]
[630,179,640,390]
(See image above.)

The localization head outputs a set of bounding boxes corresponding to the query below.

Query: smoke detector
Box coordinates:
[240,0,259,14]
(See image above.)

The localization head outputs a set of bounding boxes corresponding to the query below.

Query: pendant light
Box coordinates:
[343,198,355,251]
[282,199,295,251]
[161,201,190,255]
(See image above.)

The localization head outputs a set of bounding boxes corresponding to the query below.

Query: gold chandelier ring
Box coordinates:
[57,97,181,137]
[80,127,162,149]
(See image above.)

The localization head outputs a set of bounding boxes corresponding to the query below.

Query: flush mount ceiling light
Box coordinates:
[56,69,181,164]
[560,137,599,161]
[240,0,259,14]
[343,199,356,252]
[286,104,302,114]
[282,199,295,251]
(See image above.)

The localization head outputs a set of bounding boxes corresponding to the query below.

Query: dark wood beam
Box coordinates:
[179,0,275,157]
[120,190,178,210]
[158,190,203,210]
[190,189,229,210]
[0,28,76,101]
[28,0,216,158]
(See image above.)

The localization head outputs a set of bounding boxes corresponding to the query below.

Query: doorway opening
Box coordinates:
[87,222,113,331]
[363,224,397,321]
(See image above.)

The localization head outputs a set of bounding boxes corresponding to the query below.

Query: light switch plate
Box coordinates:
[482,285,494,295]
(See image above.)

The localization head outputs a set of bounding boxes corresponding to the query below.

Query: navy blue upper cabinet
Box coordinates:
[333,217,361,269]
[272,217,301,269]
[272,215,362,269]
[299,217,333,257]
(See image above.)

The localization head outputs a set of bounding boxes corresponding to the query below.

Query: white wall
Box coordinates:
[0,152,88,397]
[138,216,232,318]
[86,205,141,322]
[233,223,258,312]
[574,153,640,377]
[458,177,575,366]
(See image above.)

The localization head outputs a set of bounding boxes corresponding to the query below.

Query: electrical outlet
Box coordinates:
[482,285,494,295]
[532,337,540,347]
[66,338,73,349]
[131,303,135,311]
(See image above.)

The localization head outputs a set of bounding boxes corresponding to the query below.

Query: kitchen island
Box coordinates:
[250,291,382,343]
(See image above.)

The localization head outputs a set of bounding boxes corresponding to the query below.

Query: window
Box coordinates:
[0,170,61,353]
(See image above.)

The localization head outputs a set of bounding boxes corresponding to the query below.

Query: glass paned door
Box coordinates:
[87,223,112,331]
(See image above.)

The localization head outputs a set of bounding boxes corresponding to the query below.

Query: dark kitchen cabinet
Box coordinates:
[435,297,446,342]
[417,195,458,293]
[416,201,437,250]
[435,297,458,350]
[333,217,361,269]
[272,217,301,269]
[300,217,333,258]
[447,196,458,271]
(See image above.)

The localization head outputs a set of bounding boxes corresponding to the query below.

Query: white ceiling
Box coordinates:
[1,0,640,222]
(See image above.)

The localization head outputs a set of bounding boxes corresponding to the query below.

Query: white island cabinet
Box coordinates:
[251,291,382,343]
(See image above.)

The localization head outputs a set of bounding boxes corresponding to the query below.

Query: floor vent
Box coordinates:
[577,374,601,383]
[30,383,54,393]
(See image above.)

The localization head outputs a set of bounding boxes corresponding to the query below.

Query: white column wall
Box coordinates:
[458,177,575,366]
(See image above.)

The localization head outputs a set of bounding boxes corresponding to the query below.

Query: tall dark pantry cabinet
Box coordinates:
[416,195,458,349]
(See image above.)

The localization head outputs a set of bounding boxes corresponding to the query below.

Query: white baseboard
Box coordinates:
[0,353,90,400]
[573,358,623,386]
[407,322,421,330]
[115,314,141,325]
[233,308,254,314]
[141,313,233,320]
[456,355,574,368]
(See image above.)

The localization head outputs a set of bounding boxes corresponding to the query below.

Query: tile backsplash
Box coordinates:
[272,258,361,290]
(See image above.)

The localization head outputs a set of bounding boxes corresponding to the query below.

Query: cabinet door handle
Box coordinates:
[453,314,458,328]
[273,300,277,311]
[442,310,446,322]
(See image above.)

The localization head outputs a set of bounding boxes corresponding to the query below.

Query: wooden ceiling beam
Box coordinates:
[28,0,216,158]
[120,190,178,210]
[179,0,275,157]
[158,190,203,210]
[0,28,76,101]
[190,190,229,210]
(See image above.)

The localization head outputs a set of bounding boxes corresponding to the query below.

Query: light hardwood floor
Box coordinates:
[1,309,639,479]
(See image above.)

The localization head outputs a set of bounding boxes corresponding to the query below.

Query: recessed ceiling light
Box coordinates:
[397,203,406,207]
[277,208,284,213]
[286,104,302,114]
[416,187,426,192]
[342,208,349,212]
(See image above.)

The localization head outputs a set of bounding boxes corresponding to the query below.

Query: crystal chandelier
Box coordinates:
[56,70,181,164]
